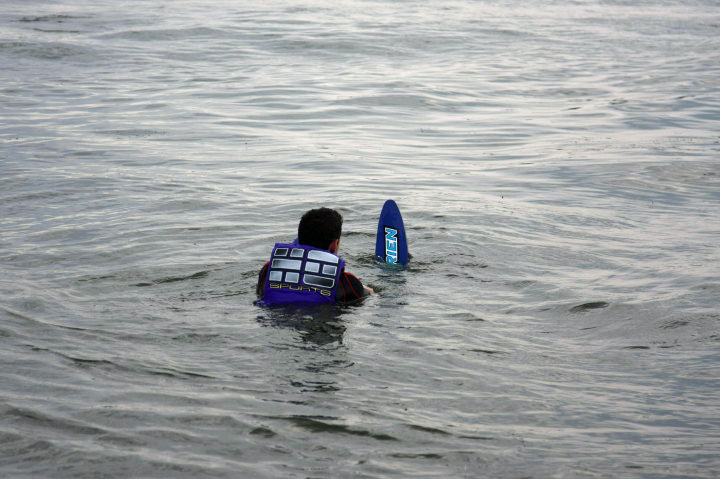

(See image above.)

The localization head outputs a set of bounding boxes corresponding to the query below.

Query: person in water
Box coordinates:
[256,207,374,306]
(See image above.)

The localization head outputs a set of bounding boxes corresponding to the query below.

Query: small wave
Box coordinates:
[468,348,505,356]
[134,270,209,287]
[0,40,94,59]
[96,128,167,138]
[407,424,452,436]
[0,304,86,333]
[389,452,444,459]
[1,404,107,437]
[267,415,398,441]
[97,27,228,42]
[249,426,277,438]
[569,301,610,313]
[141,367,216,380]
[448,311,486,322]
[18,14,88,23]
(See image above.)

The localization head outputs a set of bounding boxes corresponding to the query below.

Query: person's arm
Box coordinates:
[338,271,373,303]
[256,262,269,297]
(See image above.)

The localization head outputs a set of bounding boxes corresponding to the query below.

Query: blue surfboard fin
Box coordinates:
[375,200,409,265]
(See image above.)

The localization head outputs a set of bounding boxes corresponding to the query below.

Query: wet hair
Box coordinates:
[297,207,343,250]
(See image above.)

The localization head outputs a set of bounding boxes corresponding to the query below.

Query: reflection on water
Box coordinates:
[256,305,348,346]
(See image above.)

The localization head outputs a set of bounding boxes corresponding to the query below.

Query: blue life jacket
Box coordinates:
[258,242,345,307]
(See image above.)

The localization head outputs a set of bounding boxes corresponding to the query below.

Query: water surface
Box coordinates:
[1,0,719,477]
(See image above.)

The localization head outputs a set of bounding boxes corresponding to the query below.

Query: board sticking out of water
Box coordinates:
[375,199,408,265]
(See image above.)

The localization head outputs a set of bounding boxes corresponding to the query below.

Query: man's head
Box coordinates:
[298,207,343,251]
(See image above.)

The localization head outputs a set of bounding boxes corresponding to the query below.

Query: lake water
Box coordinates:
[1,0,719,477]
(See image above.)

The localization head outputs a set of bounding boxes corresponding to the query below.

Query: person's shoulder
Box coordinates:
[258,261,270,278]
[341,270,362,283]
[257,261,270,297]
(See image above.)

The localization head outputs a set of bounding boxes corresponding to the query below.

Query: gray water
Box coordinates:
[1,0,719,477]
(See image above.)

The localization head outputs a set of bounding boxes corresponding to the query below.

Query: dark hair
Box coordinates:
[297,208,343,250]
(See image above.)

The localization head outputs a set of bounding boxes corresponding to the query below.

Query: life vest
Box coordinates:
[258,242,345,307]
